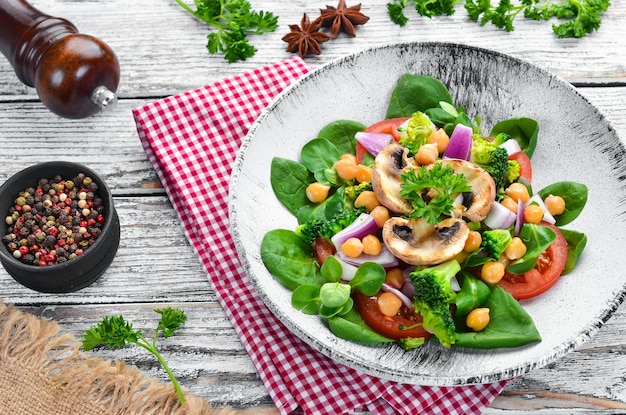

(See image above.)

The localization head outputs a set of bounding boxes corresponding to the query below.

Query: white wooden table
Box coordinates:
[1,0,625,413]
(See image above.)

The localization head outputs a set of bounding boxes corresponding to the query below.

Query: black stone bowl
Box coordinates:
[0,162,120,293]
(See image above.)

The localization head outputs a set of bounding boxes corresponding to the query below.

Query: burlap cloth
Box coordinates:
[0,301,233,415]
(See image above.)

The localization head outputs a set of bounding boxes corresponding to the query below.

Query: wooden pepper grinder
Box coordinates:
[0,0,120,119]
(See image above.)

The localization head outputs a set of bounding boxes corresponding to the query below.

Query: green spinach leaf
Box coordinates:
[455,272,491,317]
[317,120,366,155]
[292,285,322,315]
[270,157,312,217]
[300,138,342,174]
[327,308,394,344]
[537,182,588,226]
[260,229,324,290]
[348,262,386,296]
[490,118,539,158]
[507,223,556,274]
[455,285,541,349]
[559,228,588,275]
[386,74,453,119]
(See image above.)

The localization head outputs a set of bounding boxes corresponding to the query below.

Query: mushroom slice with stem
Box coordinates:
[437,158,496,223]
[372,142,415,214]
[382,216,469,266]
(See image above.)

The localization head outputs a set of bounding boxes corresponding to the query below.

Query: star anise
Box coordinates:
[282,14,331,58]
[319,0,370,39]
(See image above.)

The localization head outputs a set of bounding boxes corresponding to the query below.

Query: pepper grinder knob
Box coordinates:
[0,0,120,119]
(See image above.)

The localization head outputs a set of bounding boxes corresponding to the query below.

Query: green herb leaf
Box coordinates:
[400,162,471,224]
[82,308,188,404]
[174,0,278,62]
[155,308,187,339]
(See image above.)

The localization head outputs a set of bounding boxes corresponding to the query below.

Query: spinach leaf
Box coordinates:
[317,120,366,155]
[455,285,541,349]
[559,228,588,275]
[425,102,475,136]
[260,229,324,290]
[320,298,354,319]
[455,272,491,317]
[490,118,539,158]
[270,157,312,217]
[291,285,322,315]
[296,187,345,224]
[507,223,556,274]
[320,255,343,282]
[300,138,342,174]
[348,262,386,296]
[537,182,588,226]
[386,74,453,119]
[327,308,394,344]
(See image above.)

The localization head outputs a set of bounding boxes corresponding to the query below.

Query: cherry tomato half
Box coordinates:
[509,151,533,183]
[314,237,335,265]
[498,221,567,300]
[354,291,431,340]
[356,117,409,164]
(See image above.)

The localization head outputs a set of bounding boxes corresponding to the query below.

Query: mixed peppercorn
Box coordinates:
[3,173,105,266]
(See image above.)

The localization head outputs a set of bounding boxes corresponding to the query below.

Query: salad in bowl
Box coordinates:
[260,73,588,351]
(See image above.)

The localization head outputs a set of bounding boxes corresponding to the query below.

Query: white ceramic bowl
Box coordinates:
[229,42,626,385]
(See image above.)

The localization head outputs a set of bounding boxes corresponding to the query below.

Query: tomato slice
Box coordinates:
[356,117,409,164]
[314,237,335,265]
[498,221,567,300]
[509,151,533,183]
[354,291,430,340]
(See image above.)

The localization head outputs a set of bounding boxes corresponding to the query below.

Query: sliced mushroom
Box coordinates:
[382,216,469,266]
[371,143,415,214]
[436,158,496,223]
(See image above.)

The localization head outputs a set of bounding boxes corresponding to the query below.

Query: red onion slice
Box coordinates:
[443,124,473,161]
[484,201,517,229]
[331,213,379,248]
[355,131,394,157]
[498,139,522,156]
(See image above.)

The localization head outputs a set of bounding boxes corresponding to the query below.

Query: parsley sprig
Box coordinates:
[83,307,188,404]
[388,0,610,38]
[400,163,471,225]
[175,0,278,62]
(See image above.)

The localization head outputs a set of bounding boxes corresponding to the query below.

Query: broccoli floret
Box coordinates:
[399,112,435,155]
[409,259,461,348]
[344,181,372,203]
[481,228,513,260]
[295,209,363,244]
[470,138,510,189]
[491,132,512,146]
[398,336,426,350]
[506,160,521,184]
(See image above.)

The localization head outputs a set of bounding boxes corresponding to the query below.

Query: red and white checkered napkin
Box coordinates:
[133,56,509,415]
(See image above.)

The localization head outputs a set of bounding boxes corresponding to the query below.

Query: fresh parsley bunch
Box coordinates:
[175,0,278,62]
[83,307,188,404]
[400,163,471,225]
[388,0,610,38]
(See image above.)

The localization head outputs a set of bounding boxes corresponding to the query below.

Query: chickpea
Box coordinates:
[377,292,403,317]
[305,182,331,203]
[500,196,518,213]
[464,231,482,252]
[524,204,544,224]
[341,238,363,258]
[340,153,358,164]
[354,190,380,212]
[466,308,490,332]
[481,261,505,284]
[362,234,382,256]
[369,205,390,228]
[505,237,527,261]
[334,158,358,181]
[505,182,530,204]
[427,128,450,154]
[355,164,373,183]
[544,194,566,216]
[414,143,439,165]
[385,268,405,289]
